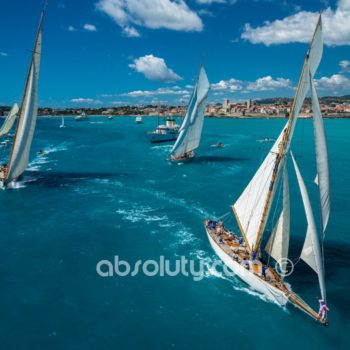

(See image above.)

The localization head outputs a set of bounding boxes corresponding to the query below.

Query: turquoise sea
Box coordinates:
[0,116,349,349]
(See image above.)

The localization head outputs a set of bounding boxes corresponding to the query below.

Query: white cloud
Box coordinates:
[0,52,8,57]
[211,78,243,91]
[242,0,350,46]
[71,98,102,104]
[339,59,350,71]
[123,25,140,37]
[314,74,350,90]
[97,0,203,36]
[67,25,76,32]
[122,86,189,97]
[246,76,292,91]
[83,24,97,31]
[129,55,182,82]
[211,76,292,92]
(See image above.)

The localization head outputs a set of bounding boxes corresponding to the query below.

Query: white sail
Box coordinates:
[265,164,290,266]
[0,103,19,137]
[4,13,43,184]
[170,66,209,158]
[291,152,326,301]
[310,76,330,234]
[239,16,324,253]
[233,124,288,251]
[287,15,323,149]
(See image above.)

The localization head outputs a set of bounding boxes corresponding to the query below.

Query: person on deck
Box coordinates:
[318,299,329,321]
[262,266,268,279]
[251,251,257,261]
[243,258,249,269]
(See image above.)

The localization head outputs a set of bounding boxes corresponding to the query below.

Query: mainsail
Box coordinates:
[310,75,330,234]
[291,152,326,301]
[239,14,324,253]
[4,12,43,185]
[265,164,290,266]
[170,66,209,159]
[0,104,19,137]
[233,124,288,251]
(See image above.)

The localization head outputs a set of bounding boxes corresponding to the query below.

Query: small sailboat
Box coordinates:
[0,9,44,188]
[75,111,88,121]
[0,103,19,137]
[59,115,65,128]
[205,14,330,325]
[135,116,143,124]
[170,65,209,161]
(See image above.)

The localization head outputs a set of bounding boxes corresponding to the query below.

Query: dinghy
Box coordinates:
[170,65,209,161]
[205,14,330,325]
[0,9,44,188]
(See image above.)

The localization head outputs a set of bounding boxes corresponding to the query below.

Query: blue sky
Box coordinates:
[0,0,349,107]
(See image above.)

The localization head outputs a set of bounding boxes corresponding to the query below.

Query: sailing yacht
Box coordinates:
[205,14,330,325]
[0,9,44,188]
[170,65,209,161]
[59,115,65,128]
[0,104,19,137]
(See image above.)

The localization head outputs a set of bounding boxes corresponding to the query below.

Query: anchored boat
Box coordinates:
[170,65,209,161]
[75,111,88,121]
[147,117,180,143]
[0,8,44,188]
[205,14,330,325]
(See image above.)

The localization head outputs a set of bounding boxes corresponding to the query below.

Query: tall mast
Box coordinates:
[253,14,322,253]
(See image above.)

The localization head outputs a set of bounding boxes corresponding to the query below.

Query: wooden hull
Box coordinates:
[205,226,289,306]
[204,221,328,325]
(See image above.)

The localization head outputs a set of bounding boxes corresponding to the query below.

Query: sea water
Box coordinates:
[0,116,349,349]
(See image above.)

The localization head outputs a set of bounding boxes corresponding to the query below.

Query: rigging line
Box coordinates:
[217,211,231,222]
[266,169,284,266]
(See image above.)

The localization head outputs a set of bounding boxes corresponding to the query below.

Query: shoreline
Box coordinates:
[31,114,350,119]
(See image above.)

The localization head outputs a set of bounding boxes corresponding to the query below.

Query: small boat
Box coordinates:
[75,111,88,121]
[257,138,275,143]
[215,142,224,148]
[147,117,180,143]
[59,115,65,128]
[37,149,46,155]
[135,116,143,124]
[108,116,113,120]
[205,15,330,325]
[0,8,44,188]
[170,65,209,161]
[0,103,19,137]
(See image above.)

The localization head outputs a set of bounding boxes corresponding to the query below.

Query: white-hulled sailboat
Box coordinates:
[60,115,65,128]
[170,65,209,161]
[0,104,19,137]
[205,14,330,325]
[0,9,44,188]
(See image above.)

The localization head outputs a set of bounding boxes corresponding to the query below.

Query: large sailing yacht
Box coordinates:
[170,65,209,161]
[205,14,330,325]
[0,9,44,188]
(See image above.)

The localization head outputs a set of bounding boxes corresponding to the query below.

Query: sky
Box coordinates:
[0,0,349,107]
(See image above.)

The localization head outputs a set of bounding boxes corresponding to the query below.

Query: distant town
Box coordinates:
[1,96,350,118]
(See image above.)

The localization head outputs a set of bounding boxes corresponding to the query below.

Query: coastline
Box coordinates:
[30,114,350,119]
